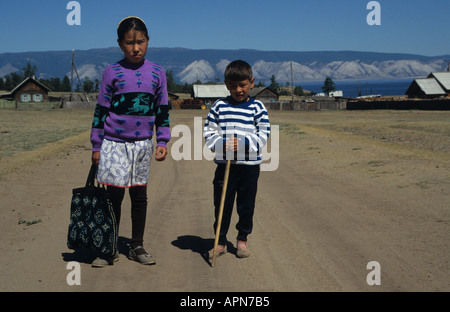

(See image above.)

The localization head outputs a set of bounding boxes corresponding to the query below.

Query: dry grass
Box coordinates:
[0,130,91,178]
[1,108,450,177]
[0,108,93,177]
[0,108,93,158]
[270,110,450,157]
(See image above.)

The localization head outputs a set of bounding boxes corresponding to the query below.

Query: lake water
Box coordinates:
[298,78,414,98]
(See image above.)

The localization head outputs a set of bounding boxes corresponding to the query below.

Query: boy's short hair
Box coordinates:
[224,60,253,82]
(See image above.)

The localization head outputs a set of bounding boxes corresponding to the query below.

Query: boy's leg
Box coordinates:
[213,163,238,245]
[235,165,260,242]
[129,185,148,249]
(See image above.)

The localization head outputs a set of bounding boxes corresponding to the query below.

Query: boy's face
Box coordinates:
[225,78,255,103]
[118,30,148,64]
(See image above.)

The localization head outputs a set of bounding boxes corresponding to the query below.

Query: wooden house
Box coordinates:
[250,87,278,103]
[191,84,279,105]
[427,72,450,94]
[405,78,446,99]
[0,76,51,103]
[405,72,450,99]
[193,84,230,106]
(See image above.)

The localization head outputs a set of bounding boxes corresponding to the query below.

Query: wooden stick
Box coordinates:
[211,160,231,267]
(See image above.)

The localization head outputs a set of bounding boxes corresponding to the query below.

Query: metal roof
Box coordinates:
[428,72,450,91]
[413,78,446,95]
[193,84,230,98]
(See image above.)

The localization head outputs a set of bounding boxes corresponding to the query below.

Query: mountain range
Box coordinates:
[0,47,449,84]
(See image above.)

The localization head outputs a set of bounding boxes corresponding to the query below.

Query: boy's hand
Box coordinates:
[225,137,238,152]
[155,146,167,161]
[92,151,100,166]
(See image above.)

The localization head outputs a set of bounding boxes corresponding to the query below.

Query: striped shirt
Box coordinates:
[204,96,270,165]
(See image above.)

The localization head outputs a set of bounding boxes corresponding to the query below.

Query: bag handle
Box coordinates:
[86,164,97,187]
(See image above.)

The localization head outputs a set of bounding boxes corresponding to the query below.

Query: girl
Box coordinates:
[90,16,170,267]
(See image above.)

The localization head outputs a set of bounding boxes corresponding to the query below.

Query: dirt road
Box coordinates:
[1,110,449,293]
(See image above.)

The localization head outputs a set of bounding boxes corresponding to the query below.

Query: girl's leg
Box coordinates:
[129,185,148,250]
[91,186,125,266]
[107,186,126,228]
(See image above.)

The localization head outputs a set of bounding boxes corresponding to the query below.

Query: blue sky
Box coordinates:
[1,0,449,56]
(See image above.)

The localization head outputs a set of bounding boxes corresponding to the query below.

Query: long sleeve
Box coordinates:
[204,100,224,153]
[90,68,114,152]
[204,97,270,165]
[152,65,171,149]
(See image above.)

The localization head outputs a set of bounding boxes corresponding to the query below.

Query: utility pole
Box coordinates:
[71,50,89,103]
[70,50,74,101]
[290,62,294,103]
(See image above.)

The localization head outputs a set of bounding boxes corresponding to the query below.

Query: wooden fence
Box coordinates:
[347,99,450,110]
[265,99,346,111]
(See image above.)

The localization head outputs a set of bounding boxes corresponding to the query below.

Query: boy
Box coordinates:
[204,60,270,259]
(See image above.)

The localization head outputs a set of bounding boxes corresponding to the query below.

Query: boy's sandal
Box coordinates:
[208,244,227,260]
[129,246,156,265]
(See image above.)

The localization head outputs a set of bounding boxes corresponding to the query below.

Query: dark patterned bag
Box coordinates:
[67,165,118,257]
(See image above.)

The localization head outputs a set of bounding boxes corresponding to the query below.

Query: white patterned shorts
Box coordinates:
[97,139,153,187]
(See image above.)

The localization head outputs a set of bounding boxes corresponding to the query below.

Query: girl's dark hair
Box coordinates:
[117,16,149,41]
[224,60,253,82]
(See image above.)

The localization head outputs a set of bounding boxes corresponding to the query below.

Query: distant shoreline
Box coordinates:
[297,78,414,97]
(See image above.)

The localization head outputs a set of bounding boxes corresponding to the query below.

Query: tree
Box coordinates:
[294,86,305,96]
[82,76,94,93]
[61,76,72,92]
[22,63,38,78]
[268,75,280,94]
[321,77,336,95]
[7,72,23,90]
[166,70,177,93]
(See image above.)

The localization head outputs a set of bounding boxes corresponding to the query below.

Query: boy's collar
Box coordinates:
[228,96,252,105]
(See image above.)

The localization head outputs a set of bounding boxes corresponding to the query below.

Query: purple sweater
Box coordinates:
[90,59,171,152]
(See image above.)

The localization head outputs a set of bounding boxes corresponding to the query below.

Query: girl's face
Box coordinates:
[118,29,148,64]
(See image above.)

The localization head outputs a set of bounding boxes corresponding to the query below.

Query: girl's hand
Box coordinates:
[155,146,167,161]
[92,151,100,166]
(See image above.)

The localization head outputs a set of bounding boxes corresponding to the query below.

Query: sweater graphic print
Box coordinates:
[91,59,170,152]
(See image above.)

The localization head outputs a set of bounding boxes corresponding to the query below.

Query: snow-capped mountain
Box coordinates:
[0,47,448,84]
[176,60,216,83]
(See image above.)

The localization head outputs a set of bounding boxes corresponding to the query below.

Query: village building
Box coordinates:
[249,86,278,103]
[192,84,230,106]
[405,72,450,99]
[0,76,51,104]
[428,72,450,94]
[191,84,278,106]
